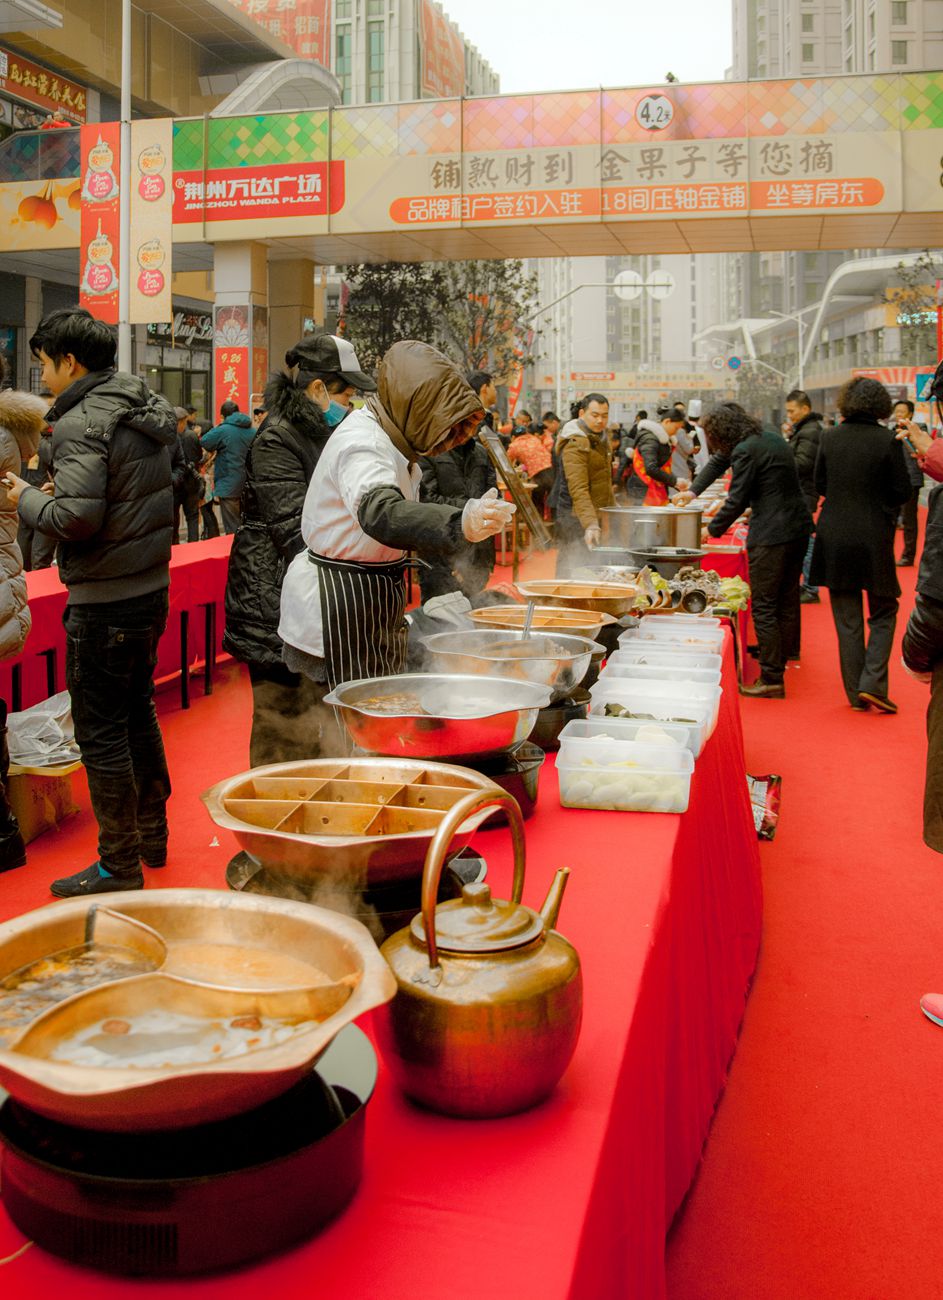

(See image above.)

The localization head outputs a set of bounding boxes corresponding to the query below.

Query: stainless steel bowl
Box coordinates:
[203,757,507,886]
[421,630,603,702]
[323,674,551,760]
[468,604,616,641]
[515,579,639,617]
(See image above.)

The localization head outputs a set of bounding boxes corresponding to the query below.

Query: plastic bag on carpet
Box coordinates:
[7,691,81,767]
[746,773,782,841]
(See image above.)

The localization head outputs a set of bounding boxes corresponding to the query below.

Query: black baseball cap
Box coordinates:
[285,334,376,391]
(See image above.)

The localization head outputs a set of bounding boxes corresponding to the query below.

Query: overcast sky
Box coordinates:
[443,0,734,95]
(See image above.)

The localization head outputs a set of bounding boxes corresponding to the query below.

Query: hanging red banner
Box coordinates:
[78,123,121,325]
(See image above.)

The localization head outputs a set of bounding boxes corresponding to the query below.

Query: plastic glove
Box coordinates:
[462,487,515,542]
[422,591,473,628]
[675,478,691,492]
[673,490,695,506]
[901,656,932,684]
[584,525,601,548]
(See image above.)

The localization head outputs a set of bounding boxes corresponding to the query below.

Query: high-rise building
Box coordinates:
[726,0,943,324]
[330,0,498,106]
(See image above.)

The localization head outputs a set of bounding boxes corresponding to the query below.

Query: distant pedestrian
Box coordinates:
[200,400,255,534]
[810,376,912,713]
[172,406,203,543]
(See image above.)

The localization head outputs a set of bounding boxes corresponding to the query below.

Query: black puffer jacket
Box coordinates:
[788,411,822,512]
[417,439,496,599]
[17,370,175,603]
[223,373,332,667]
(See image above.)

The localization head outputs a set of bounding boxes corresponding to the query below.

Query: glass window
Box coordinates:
[801,12,813,32]
[892,40,908,64]
[367,21,385,103]
[336,26,352,105]
[367,0,384,12]
[891,1,908,22]
[336,0,351,15]
[801,43,815,62]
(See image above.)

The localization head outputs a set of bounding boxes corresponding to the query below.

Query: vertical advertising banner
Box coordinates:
[419,0,465,99]
[213,305,251,418]
[129,118,173,324]
[79,123,121,324]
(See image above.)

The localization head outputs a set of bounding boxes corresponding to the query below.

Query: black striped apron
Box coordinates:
[308,551,408,689]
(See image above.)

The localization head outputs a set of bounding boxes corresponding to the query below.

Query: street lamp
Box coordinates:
[768,306,820,390]
[523,277,676,419]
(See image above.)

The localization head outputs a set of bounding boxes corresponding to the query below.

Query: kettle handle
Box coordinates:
[420,789,526,971]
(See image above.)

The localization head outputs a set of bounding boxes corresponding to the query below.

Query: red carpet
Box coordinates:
[666,540,943,1298]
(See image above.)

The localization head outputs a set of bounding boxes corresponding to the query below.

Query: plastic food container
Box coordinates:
[621,624,726,652]
[587,679,718,751]
[556,728,695,814]
[554,714,696,753]
[599,662,722,687]
[607,645,723,673]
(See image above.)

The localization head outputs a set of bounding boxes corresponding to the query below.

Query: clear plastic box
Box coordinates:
[556,713,699,753]
[587,678,719,748]
[621,624,726,652]
[607,645,723,673]
[600,662,722,687]
[556,727,695,814]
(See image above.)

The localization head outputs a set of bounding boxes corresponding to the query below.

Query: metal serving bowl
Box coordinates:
[0,889,396,1131]
[515,579,639,618]
[323,674,551,760]
[203,757,507,886]
[421,630,603,702]
[469,604,616,640]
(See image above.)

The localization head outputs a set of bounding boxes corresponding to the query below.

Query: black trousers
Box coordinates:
[900,486,920,563]
[746,537,807,684]
[64,589,171,877]
[828,589,899,705]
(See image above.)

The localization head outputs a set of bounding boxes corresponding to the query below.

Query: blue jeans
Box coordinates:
[64,589,171,876]
[802,532,818,595]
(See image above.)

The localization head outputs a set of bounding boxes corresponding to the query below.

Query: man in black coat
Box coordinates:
[784,389,823,604]
[810,377,912,712]
[701,403,812,698]
[7,307,176,897]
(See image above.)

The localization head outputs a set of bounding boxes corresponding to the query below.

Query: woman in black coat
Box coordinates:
[809,376,912,712]
[223,337,376,764]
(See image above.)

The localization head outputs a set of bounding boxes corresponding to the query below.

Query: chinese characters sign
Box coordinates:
[173,161,345,224]
[0,48,86,123]
[79,124,121,324]
[225,0,331,64]
[419,0,465,99]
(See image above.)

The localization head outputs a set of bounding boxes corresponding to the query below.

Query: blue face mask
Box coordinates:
[324,400,347,428]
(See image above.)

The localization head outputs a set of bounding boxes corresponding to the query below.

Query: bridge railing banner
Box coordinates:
[1,74,942,256]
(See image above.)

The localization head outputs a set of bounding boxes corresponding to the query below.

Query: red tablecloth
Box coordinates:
[0,537,233,710]
[0,634,760,1299]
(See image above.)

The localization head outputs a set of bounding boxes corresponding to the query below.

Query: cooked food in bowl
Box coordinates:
[354,691,427,715]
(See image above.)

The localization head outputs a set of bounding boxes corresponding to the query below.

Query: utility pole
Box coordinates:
[117,0,132,372]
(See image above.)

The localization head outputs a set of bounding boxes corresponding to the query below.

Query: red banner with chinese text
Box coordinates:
[173,161,345,224]
[79,123,121,325]
[225,0,331,64]
[419,0,464,99]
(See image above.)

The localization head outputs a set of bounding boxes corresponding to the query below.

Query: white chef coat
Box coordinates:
[278,406,421,658]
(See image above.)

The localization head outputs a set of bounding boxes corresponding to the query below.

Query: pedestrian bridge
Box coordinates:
[2,71,942,263]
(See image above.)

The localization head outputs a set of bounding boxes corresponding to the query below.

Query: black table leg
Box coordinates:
[11,664,21,713]
[39,647,57,698]
[180,609,190,710]
[202,601,216,696]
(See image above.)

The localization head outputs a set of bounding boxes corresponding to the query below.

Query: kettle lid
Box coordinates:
[410,882,544,954]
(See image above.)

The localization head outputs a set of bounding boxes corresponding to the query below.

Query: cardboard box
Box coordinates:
[7,760,85,845]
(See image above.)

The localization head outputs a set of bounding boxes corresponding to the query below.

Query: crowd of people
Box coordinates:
[0,304,939,899]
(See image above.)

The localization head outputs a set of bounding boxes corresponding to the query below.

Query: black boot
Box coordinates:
[0,699,25,872]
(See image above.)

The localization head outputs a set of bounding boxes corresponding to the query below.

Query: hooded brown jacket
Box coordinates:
[557,418,615,531]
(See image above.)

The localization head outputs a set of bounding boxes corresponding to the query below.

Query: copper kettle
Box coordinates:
[376,790,582,1118]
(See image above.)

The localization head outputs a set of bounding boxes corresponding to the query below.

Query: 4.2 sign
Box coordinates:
[635,94,674,131]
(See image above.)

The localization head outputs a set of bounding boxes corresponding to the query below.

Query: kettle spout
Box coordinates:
[539,868,571,932]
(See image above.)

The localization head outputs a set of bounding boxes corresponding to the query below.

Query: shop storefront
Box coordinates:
[143,310,213,421]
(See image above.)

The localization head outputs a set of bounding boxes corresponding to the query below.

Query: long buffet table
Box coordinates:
[0,537,234,713]
[0,628,761,1299]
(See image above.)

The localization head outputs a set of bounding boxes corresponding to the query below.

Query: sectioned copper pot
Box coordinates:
[376,791,582,1118]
